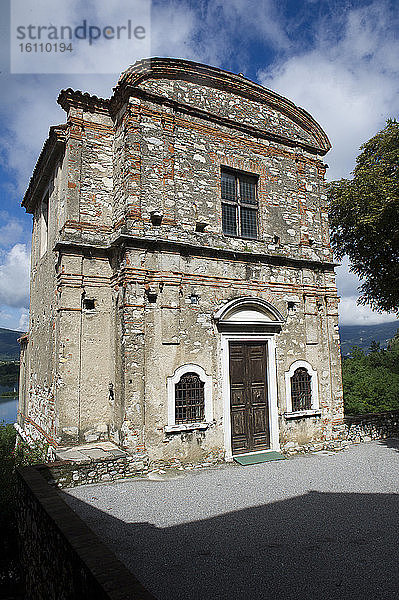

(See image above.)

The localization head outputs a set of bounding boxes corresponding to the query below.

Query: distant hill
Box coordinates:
[339,321,399,356]
[1,322,398,362]
[0,328,23,361]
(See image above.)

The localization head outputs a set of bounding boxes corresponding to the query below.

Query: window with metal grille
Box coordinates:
[175,372,205,424]
[291,368,312,412]
[221,169,258,239]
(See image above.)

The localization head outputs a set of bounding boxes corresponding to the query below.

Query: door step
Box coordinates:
[233,451,286,465]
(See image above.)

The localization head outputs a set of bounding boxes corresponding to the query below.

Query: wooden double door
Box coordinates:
[229,341,270,455]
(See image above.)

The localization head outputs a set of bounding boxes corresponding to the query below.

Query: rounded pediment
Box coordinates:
[114,58,331,154]
[214,297,284,331]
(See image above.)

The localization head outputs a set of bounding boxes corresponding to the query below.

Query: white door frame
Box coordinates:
[221,332,280,460]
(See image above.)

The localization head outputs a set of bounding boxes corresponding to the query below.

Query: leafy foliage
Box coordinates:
[328,119,399,313]
[343,339,399,414]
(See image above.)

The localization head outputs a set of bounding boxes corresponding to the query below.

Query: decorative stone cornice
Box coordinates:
[54,236,338,272]
[110,234,337,272]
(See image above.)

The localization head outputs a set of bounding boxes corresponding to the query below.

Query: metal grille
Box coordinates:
[222,203,238,235]
[240,207,257,238]
[175,372,205,424]
[240,176,257,205]
[221,171,236,201]
[221,169,258,238]
[291,368,312,412]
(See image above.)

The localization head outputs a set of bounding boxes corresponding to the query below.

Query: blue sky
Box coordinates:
[0,0,398,330]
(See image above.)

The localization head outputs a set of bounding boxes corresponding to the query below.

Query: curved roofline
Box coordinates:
[115,57,331,154]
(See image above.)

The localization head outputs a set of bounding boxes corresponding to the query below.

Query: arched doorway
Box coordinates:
[214,298,284,459]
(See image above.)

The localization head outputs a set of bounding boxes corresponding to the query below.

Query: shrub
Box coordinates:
[343,344,399,415]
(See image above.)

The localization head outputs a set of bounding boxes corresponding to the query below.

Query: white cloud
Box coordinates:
[18,307,29,331]
[338,296,397,326]
[335,256,396,325]
[0,244,30,307]
[0,310,13,324]
[0,1,202,194]
[259,1,399,180]
[0,307,29,331]
[335,256,362,298]
[0,214,25,247]
[0,74,118,196]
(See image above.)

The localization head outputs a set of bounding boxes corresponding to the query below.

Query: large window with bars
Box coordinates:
[175,372,205,424]
[290,367,312,412]
[221,169,258,239]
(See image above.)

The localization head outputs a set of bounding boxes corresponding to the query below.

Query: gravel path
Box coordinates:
[63,440,399,600]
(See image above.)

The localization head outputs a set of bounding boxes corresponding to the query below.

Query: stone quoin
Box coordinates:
[17,57,344,465]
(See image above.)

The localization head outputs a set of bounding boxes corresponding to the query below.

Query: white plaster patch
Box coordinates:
[145,137,163,146]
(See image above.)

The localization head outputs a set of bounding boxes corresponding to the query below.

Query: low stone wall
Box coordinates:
[280,410,399,455]
[17,466,156,600]
[343,410,399,442]
[37,452,149,488]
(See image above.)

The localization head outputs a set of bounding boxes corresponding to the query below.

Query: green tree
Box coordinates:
[328,119,399,313]
[342,342,399,415]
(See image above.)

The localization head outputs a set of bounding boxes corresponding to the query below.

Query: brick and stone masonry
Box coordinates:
[18,57,344,465]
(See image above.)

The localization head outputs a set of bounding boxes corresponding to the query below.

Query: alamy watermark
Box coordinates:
[10,0,151,74]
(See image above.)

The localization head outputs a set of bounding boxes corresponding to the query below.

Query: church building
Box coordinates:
[18,58,344,463]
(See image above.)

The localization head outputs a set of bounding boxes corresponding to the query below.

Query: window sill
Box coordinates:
[164,423,209,433]
[223,233,259,241]
[284,409,321,420]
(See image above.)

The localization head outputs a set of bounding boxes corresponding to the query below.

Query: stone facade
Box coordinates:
[18,57,343,464]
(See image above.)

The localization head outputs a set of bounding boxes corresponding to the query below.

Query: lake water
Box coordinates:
[0,385,18,424]
[0,397,18,424]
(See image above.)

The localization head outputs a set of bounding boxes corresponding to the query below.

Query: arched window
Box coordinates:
[166,364,212,431]
[284,361,320,417]
[175,372,204,424]
[291,368,312,412]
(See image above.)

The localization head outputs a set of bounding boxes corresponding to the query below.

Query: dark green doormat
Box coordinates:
[234,451,286,465]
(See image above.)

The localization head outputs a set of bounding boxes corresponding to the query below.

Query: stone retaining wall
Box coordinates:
[344,410,399,442]
[278,410,399,455]
[37,452,149,488]
[17,466,156,600]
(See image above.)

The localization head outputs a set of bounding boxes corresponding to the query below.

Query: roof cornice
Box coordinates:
[22,125,67,213]
[57,89,110,115]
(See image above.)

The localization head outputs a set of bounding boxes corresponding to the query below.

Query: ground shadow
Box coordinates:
[377,437,399,452]
[63,487,399,600]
